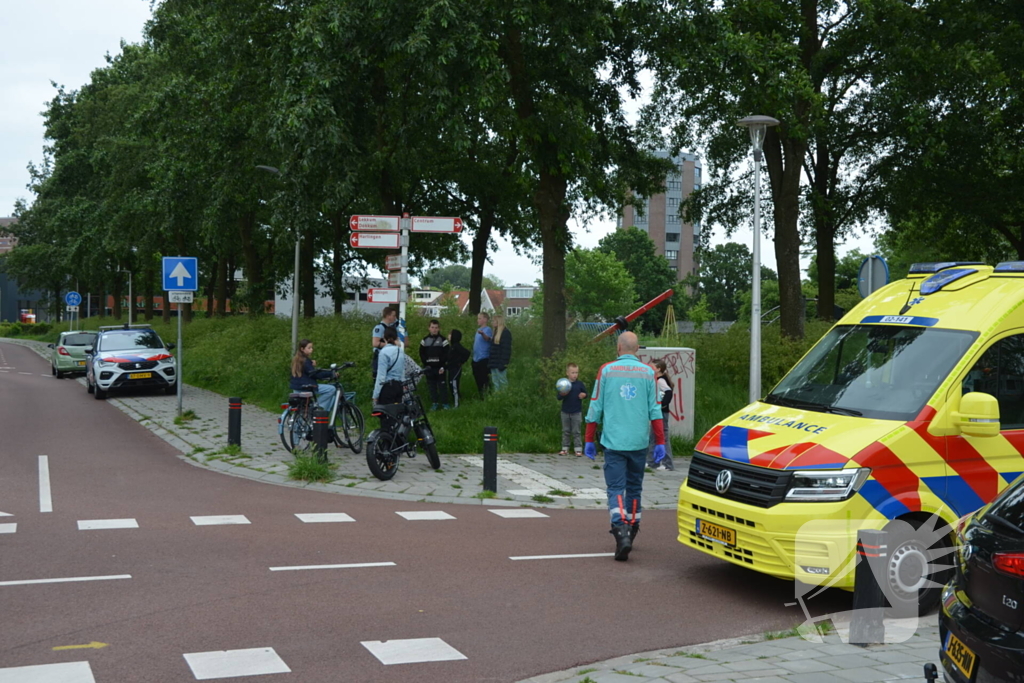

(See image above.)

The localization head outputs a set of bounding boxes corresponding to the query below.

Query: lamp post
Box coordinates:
[737,115,779,403]
[256,165,300,354]
[117,265,133,326]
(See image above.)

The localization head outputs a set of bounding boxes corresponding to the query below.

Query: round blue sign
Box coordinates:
[65,291,82,306]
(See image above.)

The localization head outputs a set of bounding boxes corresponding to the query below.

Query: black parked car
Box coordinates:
[940,475,1024,682]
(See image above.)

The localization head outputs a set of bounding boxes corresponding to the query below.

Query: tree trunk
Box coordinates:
[301,228,315,319]
[537,171,571,356]
[112,278,123,320]
[237,212,264,316]
[332,212,344,315]
[204,258,218,319]
[215,258,228,317]
[811,138,836,321]
[469,208,495,315]
[764,131,806,340]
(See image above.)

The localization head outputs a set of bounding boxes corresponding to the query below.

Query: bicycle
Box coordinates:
[365,371,441,480]
[279,362,365,458]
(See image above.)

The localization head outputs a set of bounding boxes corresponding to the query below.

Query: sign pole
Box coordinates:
[399,214,411,343]
[177,302,183,417]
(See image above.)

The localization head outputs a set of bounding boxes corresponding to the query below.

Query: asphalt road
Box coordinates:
[0,340,852,682]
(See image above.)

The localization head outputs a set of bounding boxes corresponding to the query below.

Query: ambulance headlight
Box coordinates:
[785,468,871,501]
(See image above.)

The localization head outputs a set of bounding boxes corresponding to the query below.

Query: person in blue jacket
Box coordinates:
[373,328,405,405]
[289,339,337,412]
[584,331,666,561]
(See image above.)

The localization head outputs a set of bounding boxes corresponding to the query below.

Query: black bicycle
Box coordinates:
[279,362,365,456]
[365,372,441,480]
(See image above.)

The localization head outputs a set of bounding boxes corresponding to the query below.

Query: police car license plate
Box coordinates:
[696,519,736,547]
[944,631,977,679]
[128,372,152,380]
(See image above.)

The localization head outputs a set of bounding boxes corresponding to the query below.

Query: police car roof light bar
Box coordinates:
[908,261,985,274]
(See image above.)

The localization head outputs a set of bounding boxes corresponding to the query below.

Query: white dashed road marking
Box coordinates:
[0,660,96,682]
[0,511,12,516]
[77,519,139,530]
[0,524,16,534]
[361,637,467,665]
[395,511,455,521]
[183,647,290,680]
[509,553,615,561]
[18,372,32,375]
[269,562,395,572]
[191,515,250,526]
[0,574,132,587]
[38,456,52,513]
[295,513,355,523]
[488,509,549,519]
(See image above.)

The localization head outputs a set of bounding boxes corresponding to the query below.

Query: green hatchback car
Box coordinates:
[49,331,98,378]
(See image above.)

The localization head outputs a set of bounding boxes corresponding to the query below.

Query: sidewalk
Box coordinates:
[518,615,942,683]
[4,338,687,509]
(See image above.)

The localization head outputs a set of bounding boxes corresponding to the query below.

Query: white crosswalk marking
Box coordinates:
[183,647,290,680]
[395,511,455,521]
[362,638,467,665]
[295,513,355,523]
[269,562,395,572]
[77,519,139,530]
[0,660,95,682]
[488,509,549,519]
[0,524,16,534]
[191,515,250,526]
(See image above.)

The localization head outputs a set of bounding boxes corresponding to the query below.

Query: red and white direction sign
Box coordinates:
[388,271,409,287]
[350,215,400,232]
[410,216,463,233]
[368,288,402,304]
[350,232,401,249]
[385,254,405,271]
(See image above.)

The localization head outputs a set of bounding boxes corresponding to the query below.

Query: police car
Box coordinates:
[85,324,177,399]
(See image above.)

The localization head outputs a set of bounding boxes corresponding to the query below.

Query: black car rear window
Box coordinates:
[987,477,1024,528]
[98,330,165,352]
[62,333,96,346]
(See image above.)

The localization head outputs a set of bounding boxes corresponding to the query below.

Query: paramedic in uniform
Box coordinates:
[584,331,666,561]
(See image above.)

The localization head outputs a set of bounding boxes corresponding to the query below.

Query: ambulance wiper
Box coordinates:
[766,395,863,417]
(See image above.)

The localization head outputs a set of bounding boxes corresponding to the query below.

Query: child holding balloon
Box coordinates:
[556,362,587,456]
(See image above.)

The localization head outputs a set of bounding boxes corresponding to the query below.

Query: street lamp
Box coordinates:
[117,264,133,326]
[737,115,779,403]
[256,165,300,354]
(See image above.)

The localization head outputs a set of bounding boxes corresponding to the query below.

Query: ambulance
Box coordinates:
[678,261,1024,614]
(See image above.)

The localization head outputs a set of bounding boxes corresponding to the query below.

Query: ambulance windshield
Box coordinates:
[766,325,978,421]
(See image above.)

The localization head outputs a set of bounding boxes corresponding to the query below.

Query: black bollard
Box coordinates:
[850,529,888,646]
[483,426,498,493]
[312,409,330,464]
[228,397,242,447]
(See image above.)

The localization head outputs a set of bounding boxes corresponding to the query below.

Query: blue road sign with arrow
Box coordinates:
[65,291,82,307]
[163,257,198,292]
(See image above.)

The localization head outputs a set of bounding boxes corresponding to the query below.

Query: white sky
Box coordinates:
[2,0,876,290]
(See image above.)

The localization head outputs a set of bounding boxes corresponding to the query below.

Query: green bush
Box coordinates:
[6,322,21,336]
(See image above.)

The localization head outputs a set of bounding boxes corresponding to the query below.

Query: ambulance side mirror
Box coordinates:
[954,392,1000,437]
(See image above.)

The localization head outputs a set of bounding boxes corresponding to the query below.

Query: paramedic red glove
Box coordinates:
[651,418,665,464]
[584,422,599,460]
[584,443,597,460]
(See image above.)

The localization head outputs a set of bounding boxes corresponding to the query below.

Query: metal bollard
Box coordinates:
[483,426,498,493]
[312,409,330,464]
[228,397,242,447]
[850,529,888,646]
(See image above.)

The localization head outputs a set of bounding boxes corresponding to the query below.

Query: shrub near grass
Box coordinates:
[3,312,833,454]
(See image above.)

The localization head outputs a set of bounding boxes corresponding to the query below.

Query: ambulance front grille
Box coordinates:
[686,453,792,508]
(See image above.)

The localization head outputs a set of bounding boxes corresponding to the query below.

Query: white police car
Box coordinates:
[85,324,177,399]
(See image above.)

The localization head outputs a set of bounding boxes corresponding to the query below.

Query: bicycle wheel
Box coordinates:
[279,408,292,451]
[366,430,401,480]
[338,403,365,454]
[415,422,441,470]
[284,410,315,454]
[423,437,441,470]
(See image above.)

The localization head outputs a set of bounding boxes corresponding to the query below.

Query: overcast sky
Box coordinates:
[2,0,875,289]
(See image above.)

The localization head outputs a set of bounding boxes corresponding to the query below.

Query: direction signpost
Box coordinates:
[350,214,462,342]
[163,257,198,417]
[65,291,82,331]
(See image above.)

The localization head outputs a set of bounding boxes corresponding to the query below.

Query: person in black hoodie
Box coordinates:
[419,319,450,410]
[446,328,471,408]
[488,314,513,391]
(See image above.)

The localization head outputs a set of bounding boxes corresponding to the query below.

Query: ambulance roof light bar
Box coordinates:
[908,261,984,274]
[994,261,1024,272]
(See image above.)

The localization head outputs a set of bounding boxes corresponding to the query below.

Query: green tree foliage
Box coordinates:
[597,227,678,329]
[531,248,637,321]
[422,265,473,290]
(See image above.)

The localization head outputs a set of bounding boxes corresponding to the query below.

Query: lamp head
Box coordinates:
[736,115,780,156]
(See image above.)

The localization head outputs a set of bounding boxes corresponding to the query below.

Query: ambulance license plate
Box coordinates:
[128,372,152,380]
[696,519,736,547]
[944,631,977,679]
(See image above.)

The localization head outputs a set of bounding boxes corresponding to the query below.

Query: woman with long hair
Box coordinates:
[290,339,338,412]
[646,358,675,470]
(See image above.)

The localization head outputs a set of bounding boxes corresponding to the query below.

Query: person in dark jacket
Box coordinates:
[487,314,512,391]
[646,358,675,470]
[289,339,337,411]
[419,319,450,409]
[446,328,471,408]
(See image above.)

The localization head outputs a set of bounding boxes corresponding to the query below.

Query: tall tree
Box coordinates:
[597,227,678,330]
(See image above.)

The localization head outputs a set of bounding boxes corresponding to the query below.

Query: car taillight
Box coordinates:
[57,346,71,356]
[993,552,1024,577]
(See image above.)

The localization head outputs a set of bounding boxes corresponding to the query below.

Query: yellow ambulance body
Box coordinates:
[678,262,1024,607]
